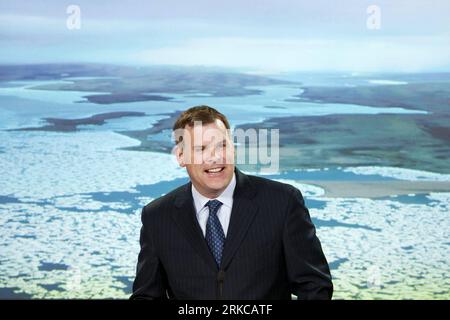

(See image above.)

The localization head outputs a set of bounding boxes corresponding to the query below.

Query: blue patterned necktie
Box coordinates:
[205,200,225,268]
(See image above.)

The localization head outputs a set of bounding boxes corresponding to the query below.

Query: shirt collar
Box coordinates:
[191,172,236,213]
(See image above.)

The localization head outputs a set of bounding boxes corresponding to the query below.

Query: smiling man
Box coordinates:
[131,105,333,300]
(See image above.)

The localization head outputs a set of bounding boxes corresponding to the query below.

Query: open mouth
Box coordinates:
[204,166,225,174]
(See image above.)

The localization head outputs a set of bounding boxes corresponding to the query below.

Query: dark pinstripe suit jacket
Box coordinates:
[131,168,333,300]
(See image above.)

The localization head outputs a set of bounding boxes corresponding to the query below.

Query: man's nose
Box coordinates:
[204,146,223,164]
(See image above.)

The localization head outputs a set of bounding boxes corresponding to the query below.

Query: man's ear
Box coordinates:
[175,144,186,167]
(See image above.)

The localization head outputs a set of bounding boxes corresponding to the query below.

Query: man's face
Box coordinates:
[176,119,235,198]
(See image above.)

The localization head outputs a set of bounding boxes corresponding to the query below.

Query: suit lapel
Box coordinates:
[221,169,259,270]
[170,169,259,272]
[171,183,218,271]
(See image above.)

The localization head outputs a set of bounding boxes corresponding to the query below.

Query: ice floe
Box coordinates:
[368,80,408,85]
[0,130,187,200]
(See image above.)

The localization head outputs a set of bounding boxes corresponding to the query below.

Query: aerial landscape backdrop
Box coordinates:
[0,0,449,299]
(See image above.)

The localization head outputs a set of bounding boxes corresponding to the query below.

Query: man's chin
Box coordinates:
[202,171,232,191]
[203,179,227,191]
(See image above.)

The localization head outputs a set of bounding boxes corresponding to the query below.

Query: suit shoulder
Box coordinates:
[246,173,301,199]
[243,173,307,220]
[142,183,188,219]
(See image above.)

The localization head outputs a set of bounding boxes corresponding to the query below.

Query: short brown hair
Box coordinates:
[173,105,230,144]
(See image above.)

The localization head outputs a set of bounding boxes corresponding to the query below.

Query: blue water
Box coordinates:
[38,262,69,272]
[376,194,434,205]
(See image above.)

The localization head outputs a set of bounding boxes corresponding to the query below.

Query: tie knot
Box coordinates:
[205,199,223,214]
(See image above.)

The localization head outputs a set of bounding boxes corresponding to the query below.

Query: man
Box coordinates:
[131,105,333,299]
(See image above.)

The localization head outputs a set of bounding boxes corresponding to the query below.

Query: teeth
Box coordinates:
[207,167,222,173]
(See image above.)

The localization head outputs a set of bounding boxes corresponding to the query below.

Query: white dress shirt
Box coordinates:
[191,173,236,237]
